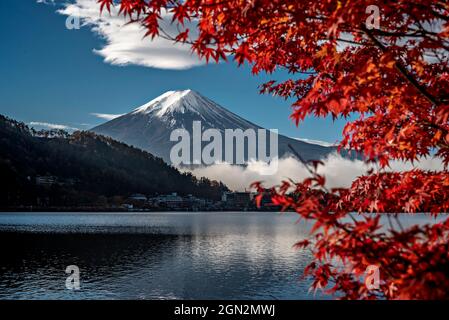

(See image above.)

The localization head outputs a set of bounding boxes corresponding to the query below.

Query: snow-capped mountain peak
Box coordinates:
[132,89,206,117]
[92,90,337,164]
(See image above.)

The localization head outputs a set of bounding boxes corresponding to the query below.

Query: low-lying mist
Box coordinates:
[185,153,445,192]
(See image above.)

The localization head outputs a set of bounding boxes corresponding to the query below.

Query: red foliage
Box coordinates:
[98,0,449,299]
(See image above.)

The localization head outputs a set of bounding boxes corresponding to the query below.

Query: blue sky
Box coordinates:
[0,0,350,144]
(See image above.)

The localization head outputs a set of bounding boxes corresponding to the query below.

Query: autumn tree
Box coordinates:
[97,0,449,299]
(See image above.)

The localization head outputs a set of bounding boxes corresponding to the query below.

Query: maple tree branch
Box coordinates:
[361,24,440,107]
[393,214,405,232]
[361,25,449,148]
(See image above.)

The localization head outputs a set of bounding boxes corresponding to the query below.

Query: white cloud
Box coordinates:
[186,153,445,192]
[29,122,79,131]
[57,0,203,70]
[90,113,124,120]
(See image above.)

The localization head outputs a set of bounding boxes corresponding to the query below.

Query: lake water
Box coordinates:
[0,212,441,300]
[0,212,320,300]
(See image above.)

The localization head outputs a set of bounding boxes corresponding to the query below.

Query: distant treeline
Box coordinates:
[0,115,228,209]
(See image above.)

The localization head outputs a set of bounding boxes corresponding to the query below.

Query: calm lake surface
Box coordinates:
[0,212,440,300]
[0,212,319,300]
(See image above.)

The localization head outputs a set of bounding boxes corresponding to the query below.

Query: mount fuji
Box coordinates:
[91,90,338,164]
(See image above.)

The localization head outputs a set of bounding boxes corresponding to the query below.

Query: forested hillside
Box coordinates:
[0,115,227,209]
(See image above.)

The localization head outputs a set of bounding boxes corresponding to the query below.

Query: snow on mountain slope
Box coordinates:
[131,89,258,130]
[91,90,338,164]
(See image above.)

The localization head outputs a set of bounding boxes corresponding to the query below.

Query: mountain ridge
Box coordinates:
[92,90,338,164]
[0,114,227,208]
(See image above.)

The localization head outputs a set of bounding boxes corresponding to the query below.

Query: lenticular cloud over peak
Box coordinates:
[57,0,203,70]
